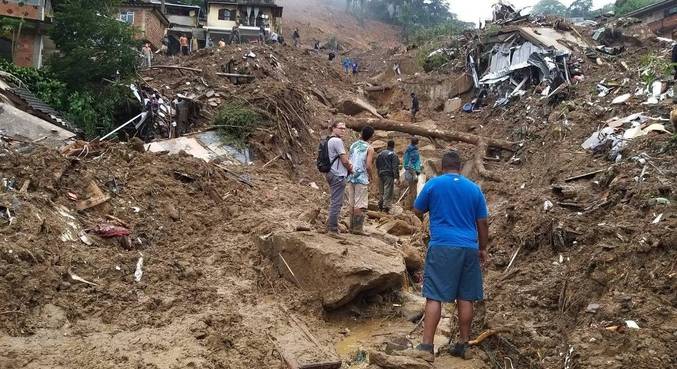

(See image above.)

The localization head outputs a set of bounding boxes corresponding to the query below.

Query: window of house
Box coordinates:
[0,38,12,63]
[218,9,236,21]
[119,10,134,24]
[666,6,677,16]
[9,0,41,4]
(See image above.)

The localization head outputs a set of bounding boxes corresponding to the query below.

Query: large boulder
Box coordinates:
[257,231,406,309]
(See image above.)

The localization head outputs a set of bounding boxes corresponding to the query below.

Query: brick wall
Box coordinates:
[0,1,42,21]
[120,8,166,48]
[143,9,166,48]
[13,29,37,67]
[647,14,677,36]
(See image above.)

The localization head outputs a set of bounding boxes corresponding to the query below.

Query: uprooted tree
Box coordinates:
[345,117,518,181]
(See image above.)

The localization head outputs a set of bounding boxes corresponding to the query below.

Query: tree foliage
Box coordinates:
[532,0,568,16]
[48,0,139,88]
[345,0,474,40]
[567,0,593,17]
[615,0,660,15]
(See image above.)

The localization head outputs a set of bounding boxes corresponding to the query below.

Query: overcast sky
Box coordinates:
[449,0,616,23]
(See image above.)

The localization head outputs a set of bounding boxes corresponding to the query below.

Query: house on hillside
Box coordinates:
[624,0,677,36]
[118,0,170,49]
[205,0,283,43]
[0,0,57,68]
[160,1,206,52]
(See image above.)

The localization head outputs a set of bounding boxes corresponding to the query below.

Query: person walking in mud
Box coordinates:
[323,122,352,234]
[347,126,375,234]
[402,137,421,210]
[405,150,489,363]
[376,140,399,213]
[410,92,420,122]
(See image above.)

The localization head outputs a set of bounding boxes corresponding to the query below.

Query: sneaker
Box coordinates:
[400,343,434,363]
[449,342,473,360]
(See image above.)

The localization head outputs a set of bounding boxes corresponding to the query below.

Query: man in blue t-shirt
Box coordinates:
[407,150,489,362]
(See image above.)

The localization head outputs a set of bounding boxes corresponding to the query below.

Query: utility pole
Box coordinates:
[161,0,166,14]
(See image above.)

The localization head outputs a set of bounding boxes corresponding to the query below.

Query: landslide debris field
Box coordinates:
[1,5,676,369]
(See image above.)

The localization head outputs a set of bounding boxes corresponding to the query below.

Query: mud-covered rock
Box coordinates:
[369,350,432,369]
[257,231,405,309]
[381,220,417,236]
[402,244,423,271]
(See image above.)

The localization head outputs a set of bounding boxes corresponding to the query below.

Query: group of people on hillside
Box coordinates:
[319,121,422,234]
[139,27,302,67]
[341,57,359,76]
[318,119,488,363]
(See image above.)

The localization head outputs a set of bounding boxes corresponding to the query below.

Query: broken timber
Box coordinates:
[215,72,256,78]
[76,181,111,211]
[564,169,605,182]
[346,118,517,151]
[150,65,203,72]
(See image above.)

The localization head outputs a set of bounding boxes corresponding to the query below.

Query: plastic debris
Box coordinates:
[134,255,144,282]
[544,200,554,211]
[611,94,631,104]
[651,213,663,224]
[625,320,640,329]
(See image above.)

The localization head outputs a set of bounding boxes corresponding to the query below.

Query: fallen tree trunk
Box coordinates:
[474,139,502,182]
[346,118,517,151]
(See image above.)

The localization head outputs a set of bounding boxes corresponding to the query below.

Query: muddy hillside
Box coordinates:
[1,2,676,369]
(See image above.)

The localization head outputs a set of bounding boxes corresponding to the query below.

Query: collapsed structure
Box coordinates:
[0,1,675,369]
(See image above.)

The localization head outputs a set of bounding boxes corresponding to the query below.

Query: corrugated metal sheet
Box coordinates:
[7,85,80,133]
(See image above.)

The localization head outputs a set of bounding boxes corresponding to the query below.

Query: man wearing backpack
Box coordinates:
[347,126,375,234]
[317,121,352,234]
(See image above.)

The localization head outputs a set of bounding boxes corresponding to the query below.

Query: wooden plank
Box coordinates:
[76,181,111,211]
[298,362,342,369]
[150,65,203,72]
[564,169,605,182]
[215,72,256,78]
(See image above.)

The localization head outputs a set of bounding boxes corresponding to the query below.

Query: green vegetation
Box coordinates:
[532,0,568,16]
[639,53,674,86]
[0,60,139,137]
[0,0,143,138]
[615,0,661,16]
[213,103,264,147]
[345,0,474,41]
[531,0,657,18]
[48,0,138,88]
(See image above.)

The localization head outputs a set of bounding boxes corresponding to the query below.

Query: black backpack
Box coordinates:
[316,136,339,173]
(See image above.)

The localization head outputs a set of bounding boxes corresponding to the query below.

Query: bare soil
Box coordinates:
[1,3,675,369]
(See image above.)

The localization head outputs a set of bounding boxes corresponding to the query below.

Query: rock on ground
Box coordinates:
[369,350,432,369]
[399,291,426,322]
[257,231,406,309]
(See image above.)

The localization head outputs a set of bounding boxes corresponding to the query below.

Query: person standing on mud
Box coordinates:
[325,122,353,233]
[259,24,267,44]
[347,126,375,234]
[410,92,420,122]
[292,28,300,47]
[179,34,190,56]
[402,137,421,210]
[376,140,399,213]
[141,43,152,68]
[230,23,241,44]
[407,150,489,363]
